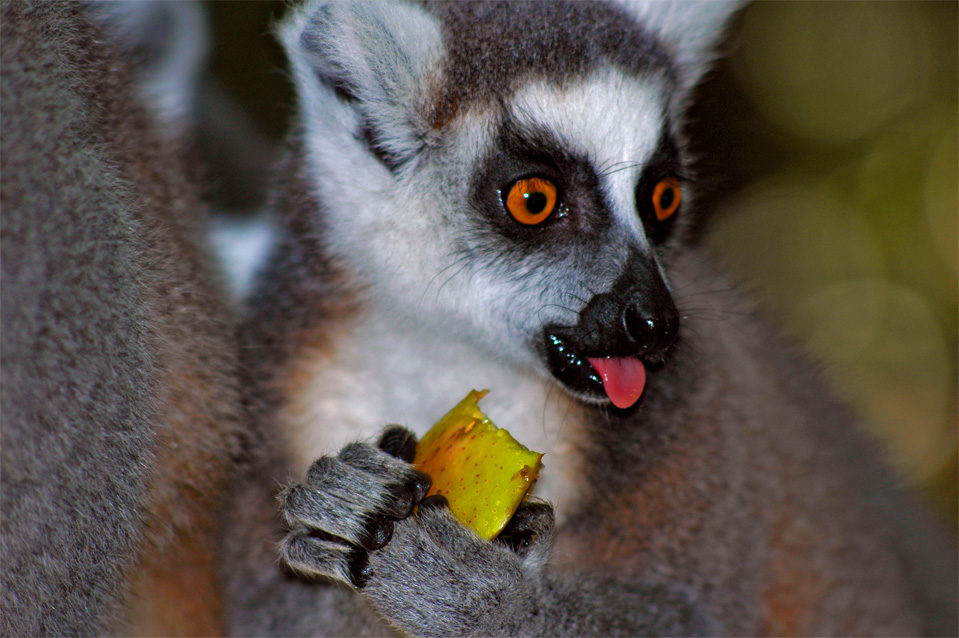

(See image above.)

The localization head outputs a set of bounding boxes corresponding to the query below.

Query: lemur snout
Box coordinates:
[539,257,680,407]
[624,303,679,359]
[571,291,678,361]
[566,250,681,361]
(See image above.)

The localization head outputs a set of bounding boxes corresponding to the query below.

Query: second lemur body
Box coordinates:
[223,2,958,635]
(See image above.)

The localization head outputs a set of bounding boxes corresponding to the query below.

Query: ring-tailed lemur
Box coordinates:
[221,1,958,636]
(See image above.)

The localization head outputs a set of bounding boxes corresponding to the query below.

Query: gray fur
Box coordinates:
[278,437,714,636]
[223,1,958,636]
[1,6,158,631]
[360,496,711,637]
[286,0,444,166]
[1,2,243,634]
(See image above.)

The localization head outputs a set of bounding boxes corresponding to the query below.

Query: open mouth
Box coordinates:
[543,334,649,409]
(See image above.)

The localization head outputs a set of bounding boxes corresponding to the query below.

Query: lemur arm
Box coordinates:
[278,428,713,637]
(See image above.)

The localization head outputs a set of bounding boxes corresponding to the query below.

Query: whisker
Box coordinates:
[597,159,648,179]
[678,305,754,318]
[559,390,575,434]
[541,377,556,438]
[559,290,589,307]
[536,303,578,321]
[676,285,741,299]
[436,261,472,301]
[420,254,471,306]
[601,162,644,178]
[580,280,600,298]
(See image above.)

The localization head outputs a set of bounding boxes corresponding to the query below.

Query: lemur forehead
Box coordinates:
[422,0,674,128]
[507,71,666,181]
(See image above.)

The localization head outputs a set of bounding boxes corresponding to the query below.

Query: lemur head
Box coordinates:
[281,0,740,409]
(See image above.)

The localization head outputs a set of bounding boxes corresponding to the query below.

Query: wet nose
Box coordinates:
[624,303,679,357]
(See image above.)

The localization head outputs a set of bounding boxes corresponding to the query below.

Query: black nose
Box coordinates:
[624,303,679,358]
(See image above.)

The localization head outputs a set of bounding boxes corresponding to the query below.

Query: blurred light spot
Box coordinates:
[732,2,935,144]
[797,280,954,484]
[794,279,884,365]
[924,122,958,276]
[706,176,884,321]
[855,106,958,306]
[206,213,276,303]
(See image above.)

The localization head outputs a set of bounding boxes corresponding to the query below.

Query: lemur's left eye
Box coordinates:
[652,178,681,221]
[505,177,557,225]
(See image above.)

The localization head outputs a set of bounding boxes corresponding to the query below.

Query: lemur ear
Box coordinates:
[281,0,443,166]
[620,0,744,97]
[91,0,209,132]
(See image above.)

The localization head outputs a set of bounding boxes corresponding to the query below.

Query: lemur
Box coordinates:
[223,1,958,636]
[1,3,244,635]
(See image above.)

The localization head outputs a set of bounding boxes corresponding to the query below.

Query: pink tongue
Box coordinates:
[587,357,647,409]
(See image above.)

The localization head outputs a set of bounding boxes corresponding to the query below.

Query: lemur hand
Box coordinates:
[279,426,555,637]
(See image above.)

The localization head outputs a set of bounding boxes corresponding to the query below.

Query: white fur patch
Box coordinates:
[283,306,589,522]
[206,213,276,303]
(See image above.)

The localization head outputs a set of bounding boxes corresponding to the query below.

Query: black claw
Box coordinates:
[418,494,449,511]
[359,513,394,551]
[497,531,532,552]
[407,469,432,503]
[504,501,553,529]
[347,547,372,589]
[378,426,417,462]
[386,483,415,519]
[497,501,554,555]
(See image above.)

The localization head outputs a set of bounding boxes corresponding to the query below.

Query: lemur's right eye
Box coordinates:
[505,177,557,225]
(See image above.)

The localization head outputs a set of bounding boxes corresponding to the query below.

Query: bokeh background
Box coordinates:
[692,1,957,533]
[201,1,957,532]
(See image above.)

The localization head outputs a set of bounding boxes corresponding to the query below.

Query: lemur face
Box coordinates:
[502,75,684,409]
[285,1,705,409]
[392,72,684,409]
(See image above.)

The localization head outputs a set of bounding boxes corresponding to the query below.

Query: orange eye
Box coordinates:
[505,177,557,225]
[652,178,681,221]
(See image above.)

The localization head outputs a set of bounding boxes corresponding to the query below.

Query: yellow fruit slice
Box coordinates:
[413,390,543,541]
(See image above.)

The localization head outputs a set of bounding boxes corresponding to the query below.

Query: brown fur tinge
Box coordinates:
[115,162,244,634]
[238,145,363,432]
[1,3,243,635]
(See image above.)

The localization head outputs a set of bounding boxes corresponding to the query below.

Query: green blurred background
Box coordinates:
[693,1,957,533]
[203,1,957,532]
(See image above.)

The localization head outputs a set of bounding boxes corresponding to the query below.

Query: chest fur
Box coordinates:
[278,310,589,519]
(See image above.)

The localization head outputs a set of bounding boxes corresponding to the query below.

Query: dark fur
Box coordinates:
[1,3,243,634]
[421,0,672,126]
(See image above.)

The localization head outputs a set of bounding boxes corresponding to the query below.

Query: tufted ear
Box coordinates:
[620,0,744,97]
[91,0,210,131]
[281,0,444,169]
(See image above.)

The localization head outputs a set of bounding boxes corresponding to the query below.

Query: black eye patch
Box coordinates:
[467,116,615,256]
[635,131,683,244]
